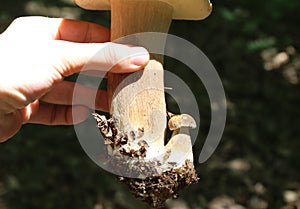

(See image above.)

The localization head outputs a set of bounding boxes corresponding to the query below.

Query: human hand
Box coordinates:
[0,16,149,142]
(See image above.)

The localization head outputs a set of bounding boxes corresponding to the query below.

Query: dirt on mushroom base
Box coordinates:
[93,113,199,208]
[119,160,199,208]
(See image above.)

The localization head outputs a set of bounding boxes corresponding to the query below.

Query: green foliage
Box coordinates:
[1,0,300,208]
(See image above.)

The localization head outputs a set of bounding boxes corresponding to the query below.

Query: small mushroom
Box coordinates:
[162,113,196,166]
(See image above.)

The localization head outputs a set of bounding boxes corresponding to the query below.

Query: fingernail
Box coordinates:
[130,47,149,66]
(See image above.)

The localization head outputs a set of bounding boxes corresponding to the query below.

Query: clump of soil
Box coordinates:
[119,160,199,208]
[93,113,199,208]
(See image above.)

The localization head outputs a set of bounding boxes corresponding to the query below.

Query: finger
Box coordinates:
[52,41,150,76]
[78,70,108,78]
[0,112,22,142]
[0,100,39,142]
[55,18,110,43]
[4,17,109,43]
[28,103,90,125]
[40,81,109,112]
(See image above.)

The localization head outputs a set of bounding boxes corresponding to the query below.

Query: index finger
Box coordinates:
[55,18,110,43]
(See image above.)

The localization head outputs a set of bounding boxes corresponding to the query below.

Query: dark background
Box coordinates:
[1,0,300,209]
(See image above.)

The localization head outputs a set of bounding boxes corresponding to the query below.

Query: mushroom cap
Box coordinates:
[168,114,196,131]
[74,0,212,20]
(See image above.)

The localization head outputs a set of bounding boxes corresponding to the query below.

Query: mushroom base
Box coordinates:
[93,113,199,208]
[119,160,199,208]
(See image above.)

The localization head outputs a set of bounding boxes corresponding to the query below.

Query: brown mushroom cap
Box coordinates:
[168,114,196,131]
[74,0,212,20]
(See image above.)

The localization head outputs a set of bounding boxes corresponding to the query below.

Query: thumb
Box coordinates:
[51,41,150,77]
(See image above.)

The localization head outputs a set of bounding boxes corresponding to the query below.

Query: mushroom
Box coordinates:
[161,113,197,167]
[75,0,211,207]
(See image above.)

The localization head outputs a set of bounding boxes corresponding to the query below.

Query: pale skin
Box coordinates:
[0,16,150,142]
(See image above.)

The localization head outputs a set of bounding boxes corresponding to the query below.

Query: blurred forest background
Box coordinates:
[1,0,300,209]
